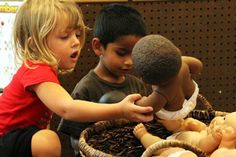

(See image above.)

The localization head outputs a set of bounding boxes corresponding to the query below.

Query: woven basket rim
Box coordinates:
[141,140,206,157]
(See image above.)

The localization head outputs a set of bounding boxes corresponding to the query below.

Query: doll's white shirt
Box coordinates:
[155,80,199,120]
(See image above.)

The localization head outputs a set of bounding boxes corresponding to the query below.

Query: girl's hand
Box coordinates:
[118,94,153,122]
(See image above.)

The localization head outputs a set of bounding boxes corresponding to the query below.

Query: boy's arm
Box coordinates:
[182,56,203,74]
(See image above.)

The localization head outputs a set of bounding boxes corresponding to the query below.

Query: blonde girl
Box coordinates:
[0,0,153,156]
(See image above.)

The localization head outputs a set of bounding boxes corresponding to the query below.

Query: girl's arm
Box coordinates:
[32,82,153,122]
[182,56,203,74]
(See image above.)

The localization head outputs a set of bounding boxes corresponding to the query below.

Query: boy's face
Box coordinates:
[100,35,142,78]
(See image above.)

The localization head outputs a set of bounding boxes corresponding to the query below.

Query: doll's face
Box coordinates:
[210,112,236,131]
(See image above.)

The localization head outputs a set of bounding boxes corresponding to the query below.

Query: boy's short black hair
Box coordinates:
[93,3,146,48]
[132,34,182,85]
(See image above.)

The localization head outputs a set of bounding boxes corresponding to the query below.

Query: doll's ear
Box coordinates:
[92,37,104,56]
[27,37,36,51]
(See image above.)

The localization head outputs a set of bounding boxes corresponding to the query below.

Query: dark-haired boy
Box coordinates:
[58,4,151,156]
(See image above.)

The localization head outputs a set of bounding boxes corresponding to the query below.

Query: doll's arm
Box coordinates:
[158,117,207,133]
[183,118,207,132]
[198,126,222,154]
[135,91,166,113]
[133,123,163,149]
[133,123,171,156]
[182,56,203,75]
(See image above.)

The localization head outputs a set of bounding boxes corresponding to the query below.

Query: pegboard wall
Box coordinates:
[59,0,236,112]
[55,1,236,156]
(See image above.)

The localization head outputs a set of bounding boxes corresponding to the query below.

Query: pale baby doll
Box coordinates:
[133,123,198,157]
[210,112,236,157]
[158,112,236,155]
[134,117,224,155]
[132,34,203,120]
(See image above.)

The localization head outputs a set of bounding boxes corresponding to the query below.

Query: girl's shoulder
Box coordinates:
[18,60,59,84]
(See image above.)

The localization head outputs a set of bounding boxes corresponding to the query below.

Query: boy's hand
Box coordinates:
[119,94,153,122]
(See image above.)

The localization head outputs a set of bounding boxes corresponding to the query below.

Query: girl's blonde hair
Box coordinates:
[13,0,85,69]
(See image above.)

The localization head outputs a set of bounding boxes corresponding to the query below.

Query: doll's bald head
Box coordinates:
[132,34,181,85]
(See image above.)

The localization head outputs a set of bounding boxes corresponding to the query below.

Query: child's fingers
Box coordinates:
[123,94,153,122]
[134,112,153,122]
[132,104,154,122]
[125,93,142,101]
[133,103,153,113]
[126,93,153,113]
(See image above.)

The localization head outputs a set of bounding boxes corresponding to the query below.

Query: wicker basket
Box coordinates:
[141,140,206,157]
[78,94,228,157]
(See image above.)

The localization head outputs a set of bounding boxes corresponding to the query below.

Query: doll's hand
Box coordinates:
[184,117,207,132]
[221,126,236,141]
[119,94,153,122]
[210,124,223,141]
[218,126,236,149]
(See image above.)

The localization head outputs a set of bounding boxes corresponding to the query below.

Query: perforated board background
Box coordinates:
[60,0,236,112]
[54,1,236,156]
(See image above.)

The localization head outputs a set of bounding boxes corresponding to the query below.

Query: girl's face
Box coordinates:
[47,16,82,70]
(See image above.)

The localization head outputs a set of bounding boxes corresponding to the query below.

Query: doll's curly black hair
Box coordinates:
[132,34,181,85]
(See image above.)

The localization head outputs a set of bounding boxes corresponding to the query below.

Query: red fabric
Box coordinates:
[0,61,59,136]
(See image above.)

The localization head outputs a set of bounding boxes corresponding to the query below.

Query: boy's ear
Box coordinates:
[92,37,103,56]
[27,37,36,51]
